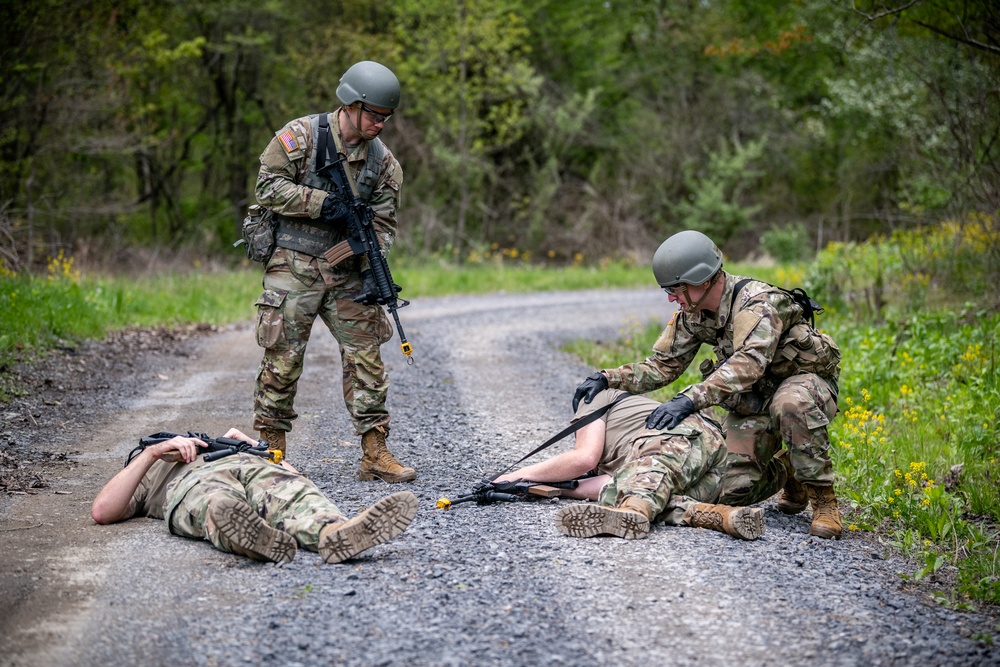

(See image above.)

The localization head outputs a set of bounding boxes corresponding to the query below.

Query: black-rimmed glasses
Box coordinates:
[361,103,393,124]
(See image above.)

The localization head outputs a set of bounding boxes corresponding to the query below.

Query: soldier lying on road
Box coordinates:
[91,429,417,564]
[494,389,766,541]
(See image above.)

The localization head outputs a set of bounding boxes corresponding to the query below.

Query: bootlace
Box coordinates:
[691,507,724,530]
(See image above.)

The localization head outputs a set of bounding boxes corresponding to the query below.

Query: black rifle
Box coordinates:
[124,431,280,468]
[436,478,581,510]
[437,394,628,510]
[318,138,412,362]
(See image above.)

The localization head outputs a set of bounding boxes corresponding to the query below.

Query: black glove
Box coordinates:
[572,372,609,412]
[321,193,351,226]
[646,395,696,430]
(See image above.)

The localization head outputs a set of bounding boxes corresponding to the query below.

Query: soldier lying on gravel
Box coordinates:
[91,429,417,564]
[494,389,765,541]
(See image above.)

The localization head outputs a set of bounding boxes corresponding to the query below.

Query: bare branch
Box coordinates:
[851,0,923,23]
[912,19,1000,55]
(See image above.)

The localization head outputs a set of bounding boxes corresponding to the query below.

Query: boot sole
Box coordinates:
[555,504,649,540]
[727,507,766,541]
[208,498,297,564]
[358,469,417,483]
[319,491,419,563]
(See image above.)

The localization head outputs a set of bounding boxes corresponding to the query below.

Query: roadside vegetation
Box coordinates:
[568,219,1000,608]
[3,220,997,610]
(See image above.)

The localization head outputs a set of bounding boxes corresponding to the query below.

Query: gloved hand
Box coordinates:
[646,395,696,430]
[321,192,351,226]
[572,372,609,412]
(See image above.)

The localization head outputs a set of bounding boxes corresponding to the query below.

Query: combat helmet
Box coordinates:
[652,230,723,288]
[336,61,401,110]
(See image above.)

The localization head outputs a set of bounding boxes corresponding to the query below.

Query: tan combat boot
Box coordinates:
[258,428,286,456]
[776,455,808,515]
[804,484,843,539]
[319,491,419,563]
[358,428,416,483]
[684,503,765,540]
[206,497,297,564]
[554,496,653,540]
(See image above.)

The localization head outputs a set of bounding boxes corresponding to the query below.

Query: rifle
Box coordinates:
[437,393,629,510]
[436,478,582,510]
[319,149,413,364]
[124,431,284,468]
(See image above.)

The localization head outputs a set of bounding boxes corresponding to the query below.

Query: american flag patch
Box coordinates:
[278,130,299,153]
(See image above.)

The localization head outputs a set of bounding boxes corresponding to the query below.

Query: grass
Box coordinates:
[566,219,1000,607]
[4,224,998,606]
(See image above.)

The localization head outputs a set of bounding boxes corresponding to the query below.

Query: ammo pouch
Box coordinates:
[236,204,276,263]
[768,323,841,382]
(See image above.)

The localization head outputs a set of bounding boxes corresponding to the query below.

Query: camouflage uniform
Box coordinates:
[601,272,841,506]
[578,390,729,526]
[131,454,346,554]
[253,112,403,436]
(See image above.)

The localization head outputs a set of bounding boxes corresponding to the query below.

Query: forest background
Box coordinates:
[2,0,1000,609]
[2,0,998,271]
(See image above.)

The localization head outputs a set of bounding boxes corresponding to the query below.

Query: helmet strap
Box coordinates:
[339,106,372,143]
[681,271,720,312]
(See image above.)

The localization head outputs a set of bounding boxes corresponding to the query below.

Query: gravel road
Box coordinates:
[1,287,997,667]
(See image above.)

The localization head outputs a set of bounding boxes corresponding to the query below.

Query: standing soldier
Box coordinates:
[252,60,415,483]
[573,230,844,538]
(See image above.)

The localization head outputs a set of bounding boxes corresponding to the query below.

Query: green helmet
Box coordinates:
[336,61,401,109]
[652,230,723,288]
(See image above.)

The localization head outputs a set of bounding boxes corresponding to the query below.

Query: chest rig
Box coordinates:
[273,112,385,258]
[714,279,838,383]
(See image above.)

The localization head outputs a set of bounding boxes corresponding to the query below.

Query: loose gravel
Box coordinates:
[2,288,998,667]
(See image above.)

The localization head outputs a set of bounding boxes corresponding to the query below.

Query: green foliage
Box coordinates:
[760,223,811,263]
[2,0,999,275]
[673,137,766,247]
[807,216,1000,319]
[0,256,259,369]
[566,228,1000,604]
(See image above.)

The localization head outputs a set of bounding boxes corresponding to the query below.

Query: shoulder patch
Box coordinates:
[277,130,299,154]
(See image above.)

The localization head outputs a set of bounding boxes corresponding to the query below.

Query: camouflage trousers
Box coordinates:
[165,454,345,553]
[598,414,728,526]
[253,248,394,436]
[718,372,838,506]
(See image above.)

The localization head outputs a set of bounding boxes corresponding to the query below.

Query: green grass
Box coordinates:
[5,230,998,606]
[565,221,1000,607]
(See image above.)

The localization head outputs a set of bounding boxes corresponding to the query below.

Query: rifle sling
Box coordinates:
[498,393,629,476]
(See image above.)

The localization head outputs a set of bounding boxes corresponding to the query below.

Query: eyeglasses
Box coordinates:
[360,103,393,124]
[662,284,683,295]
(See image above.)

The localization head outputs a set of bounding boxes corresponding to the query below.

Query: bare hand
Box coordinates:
[222,428,259,445]
[154,435,204,463]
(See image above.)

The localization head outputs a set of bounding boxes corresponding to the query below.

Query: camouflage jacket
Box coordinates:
[603,272,841,412]
[255,109,403,252]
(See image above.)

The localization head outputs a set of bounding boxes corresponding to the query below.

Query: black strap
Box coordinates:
[718,278,752,339]
[727,278,823,326]
[729,278,752,315]
[316,112,336,177]
[496,393,629,477]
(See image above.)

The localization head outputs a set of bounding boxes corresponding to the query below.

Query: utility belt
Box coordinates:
[273,213,345,259]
